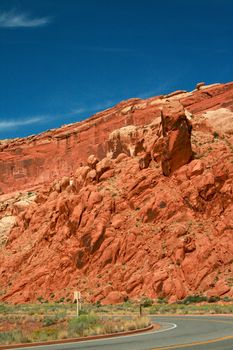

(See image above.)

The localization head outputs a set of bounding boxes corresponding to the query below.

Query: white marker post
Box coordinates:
[74,291,81,317]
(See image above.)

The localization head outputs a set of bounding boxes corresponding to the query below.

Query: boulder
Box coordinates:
[186,160,205,178]
[138,153,152,170]
[115,153,129,163]
[0,216,16,245]
[196,82,205,90]
[111,214,124,229]
[87,155,99,169]
[86,169,97,183]
[207,280,230,297]
[60,176,70,191]
[75,166,90,180]
[99,169,115,181]
[102,291,127,305]
[96,157,114,177]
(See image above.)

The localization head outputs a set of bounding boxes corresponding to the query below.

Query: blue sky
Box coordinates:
[0,0,232,139]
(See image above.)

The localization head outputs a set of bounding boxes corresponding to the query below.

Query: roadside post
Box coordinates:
[139,303,142,317]
[74,291,81,317]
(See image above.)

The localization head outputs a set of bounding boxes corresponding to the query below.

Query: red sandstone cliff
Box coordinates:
[0,82,232,304]
[1,82,232,194]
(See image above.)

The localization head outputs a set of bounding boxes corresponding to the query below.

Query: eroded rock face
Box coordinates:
[0,82,233,304]
[107,125,145,158]
[160,101,193,176]
[0,216,16,245]
[107,100,192,176]
[1,82,233,194]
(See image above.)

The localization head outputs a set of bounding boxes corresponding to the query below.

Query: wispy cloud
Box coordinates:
[69,107,87,115]
[81,46,133,53]
[70,100,115,116]
[77,46,145,57]
[0,10,51,28]
[0,116,46,130]
[138,78,180,99]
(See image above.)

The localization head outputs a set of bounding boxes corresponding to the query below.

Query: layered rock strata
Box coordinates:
[0,82,232,194]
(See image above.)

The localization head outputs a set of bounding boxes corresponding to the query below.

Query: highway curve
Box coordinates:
[12,315,233,350]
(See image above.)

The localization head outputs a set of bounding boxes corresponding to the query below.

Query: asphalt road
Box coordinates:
[12,315,233,350]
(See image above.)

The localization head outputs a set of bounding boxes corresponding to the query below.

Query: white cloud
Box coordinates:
[82,46,133,53]
[138,80,177,99]
[91,101,115,111]
[70,100,115,116]
[0,10,51,28]
[69,107,87,115]
[0,116,46,130]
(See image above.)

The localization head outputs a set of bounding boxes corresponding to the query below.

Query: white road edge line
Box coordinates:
[13,322,178,349]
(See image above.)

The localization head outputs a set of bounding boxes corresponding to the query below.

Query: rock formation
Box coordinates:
[1,81,232,195]
[0,82,232,304]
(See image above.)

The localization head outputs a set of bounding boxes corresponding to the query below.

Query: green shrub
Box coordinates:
[0,303,8,314]
[122,299,133,308]
[181,295,208,304]
[68,314,99,337]
[149,304,173,314]
[43,316,56,327]
[58,297,65,303]
[37,296,44,303]
[157,297,168,304]
[31,328,58,342]
[140,297,153,307]
[0,330,28,344]
[208,296,220,303]
[222,296,233,302]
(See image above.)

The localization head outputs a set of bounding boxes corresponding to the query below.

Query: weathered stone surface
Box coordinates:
[96,157,114,178]
[138,153,152,170]
[196,82,205,90]
[161,101,193,176]
[186,160,205,179]
[85,169,97,183]
[115,153,129,163]
[99,169,115,181]
[207,280,231,297]
[60,176,70,191]
[102,291,128,305]
[0,216,16,245]
[87,155,99,169]
[107,125,144,158]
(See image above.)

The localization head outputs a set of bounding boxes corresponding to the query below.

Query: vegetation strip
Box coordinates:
[0,324,154,349]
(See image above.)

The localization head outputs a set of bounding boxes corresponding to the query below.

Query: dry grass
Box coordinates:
[1,298,232,345]
[0,310,150,345]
